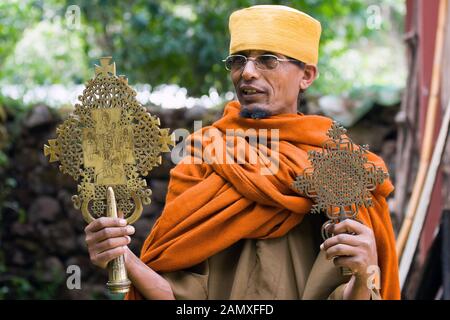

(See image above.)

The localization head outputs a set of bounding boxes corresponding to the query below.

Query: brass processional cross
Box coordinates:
[292,122,389,276]
[44,57,174,293]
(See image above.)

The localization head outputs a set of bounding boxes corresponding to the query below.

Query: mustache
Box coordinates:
[239,107,272,119]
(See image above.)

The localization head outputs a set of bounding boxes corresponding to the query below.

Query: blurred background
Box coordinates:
[0,0,448,299]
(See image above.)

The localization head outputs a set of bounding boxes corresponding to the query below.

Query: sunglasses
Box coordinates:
[222,54,299,71]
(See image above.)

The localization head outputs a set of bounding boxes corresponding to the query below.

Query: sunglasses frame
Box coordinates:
[222,54,299,71]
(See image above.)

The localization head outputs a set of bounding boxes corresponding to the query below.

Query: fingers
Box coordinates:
[84,215,135,269]
[93,235,131,254]
[85,225,135,245]
[90,246,128,269]
[321,220,378,276]
[332,256,360,271]
[324,243,358,260]
[329,219,368,236]
[85,217,127,233]
[321,233,360,251]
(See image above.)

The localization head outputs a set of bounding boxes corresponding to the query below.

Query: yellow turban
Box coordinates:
[229,5,321,65]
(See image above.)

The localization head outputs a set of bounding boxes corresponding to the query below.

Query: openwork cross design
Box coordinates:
[292,121,389,240]
[95,57,116,78]
[44,57,175,224]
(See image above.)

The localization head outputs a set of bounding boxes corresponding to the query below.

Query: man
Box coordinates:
[84,5,400,300]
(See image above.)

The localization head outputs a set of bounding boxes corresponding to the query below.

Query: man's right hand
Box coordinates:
[84,217,135,269]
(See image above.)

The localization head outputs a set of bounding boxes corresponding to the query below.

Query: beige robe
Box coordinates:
[161,214,354,300]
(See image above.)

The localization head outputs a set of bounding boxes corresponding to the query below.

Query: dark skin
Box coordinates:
[83,49,378,300]
[84,216,175,299]
[231,50,317,116]
[321,219,379,300]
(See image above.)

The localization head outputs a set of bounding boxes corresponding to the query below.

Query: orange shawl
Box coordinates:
[126,101,400,300]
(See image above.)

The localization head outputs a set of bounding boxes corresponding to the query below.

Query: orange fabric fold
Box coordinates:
[126,101,400,300]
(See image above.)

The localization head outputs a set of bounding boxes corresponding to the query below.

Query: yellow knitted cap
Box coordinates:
[229,5,321,65]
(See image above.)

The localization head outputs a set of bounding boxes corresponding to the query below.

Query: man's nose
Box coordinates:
[241,59,259,80]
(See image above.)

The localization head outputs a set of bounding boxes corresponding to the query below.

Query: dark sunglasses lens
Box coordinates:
[226,56,246,70]
[257,55,278,69]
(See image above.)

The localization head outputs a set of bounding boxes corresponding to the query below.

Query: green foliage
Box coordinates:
[0,270,65,299]
[0,0,43,69]
[0,1,89,87]
[1,20,89,86]
[72,0,403,95]
[0,0,405,98]
[0,276,33,300]
[83,0,405,95]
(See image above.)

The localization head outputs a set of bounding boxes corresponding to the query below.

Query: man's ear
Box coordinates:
[299,65,318,91]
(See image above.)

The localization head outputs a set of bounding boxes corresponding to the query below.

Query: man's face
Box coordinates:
[231,50,310,117]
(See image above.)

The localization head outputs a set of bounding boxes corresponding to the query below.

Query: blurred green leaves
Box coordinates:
[0,0,405,96]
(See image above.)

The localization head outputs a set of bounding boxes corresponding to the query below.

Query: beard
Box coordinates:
[239,106,272,119]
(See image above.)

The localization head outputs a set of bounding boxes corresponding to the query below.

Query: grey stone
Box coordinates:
[150,179,168,203]
[28,196,61,223]
[142,200,163,218]
[11,221,35,237]
[11,250,28,266]
[186,105,207,121]
[24,105,53,128]
[132,217,153,239]
[38,256,65,282]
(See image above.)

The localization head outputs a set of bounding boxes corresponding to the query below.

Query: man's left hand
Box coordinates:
[320,219,378,282]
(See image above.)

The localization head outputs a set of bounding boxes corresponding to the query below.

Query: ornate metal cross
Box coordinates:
[95,56,116,77]
[44,57,175,293]
[43,139,60,162]
[292,122,389,240]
